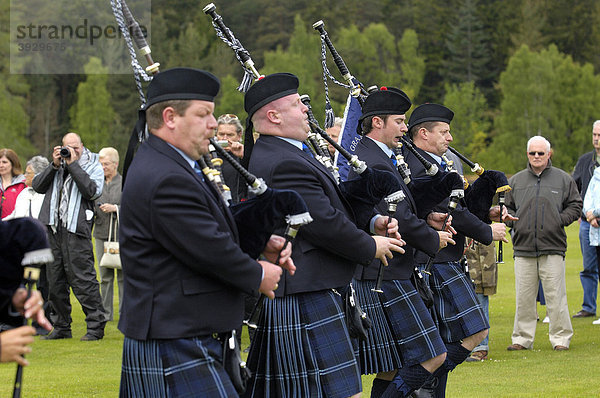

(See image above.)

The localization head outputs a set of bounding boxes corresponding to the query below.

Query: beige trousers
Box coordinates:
[512,255,573,348]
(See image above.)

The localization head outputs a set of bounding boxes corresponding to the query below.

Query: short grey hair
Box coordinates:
[333,117,343,128]
[99,147,119,164]
[593,120,600,130]
[527,136,551,152]
[217,114,244,135]
[26,156,49,174]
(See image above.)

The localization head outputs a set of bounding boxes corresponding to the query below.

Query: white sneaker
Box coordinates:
[543,316,550,323]
[593,318,600,325]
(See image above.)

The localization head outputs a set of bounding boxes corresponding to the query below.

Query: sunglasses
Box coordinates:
[528,151,546,156]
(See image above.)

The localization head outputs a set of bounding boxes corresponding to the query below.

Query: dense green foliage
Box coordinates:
[2,0,600,173]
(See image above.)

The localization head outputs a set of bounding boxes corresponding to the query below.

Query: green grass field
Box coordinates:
[2,223,600,397]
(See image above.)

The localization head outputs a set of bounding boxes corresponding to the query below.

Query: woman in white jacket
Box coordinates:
[3,156,49,220]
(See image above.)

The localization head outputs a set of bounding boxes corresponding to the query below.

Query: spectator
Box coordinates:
[325,116,343,158]
[3,156,49,220]
[94,147,122,322]
[505,136,582,351]
[572,120,600,319]
[215,113,247,203]
[33,132,107,341]
[0,149,26,219]
[582,163,600,325]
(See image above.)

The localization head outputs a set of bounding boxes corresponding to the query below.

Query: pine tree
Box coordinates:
[443,0,492,86]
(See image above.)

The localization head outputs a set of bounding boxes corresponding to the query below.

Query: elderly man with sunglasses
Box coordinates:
[505,136,582,352]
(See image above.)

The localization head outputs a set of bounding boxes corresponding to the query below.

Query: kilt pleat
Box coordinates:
[120,337,168,398]
[120,336,238,398]
[380,279,446,367]
[244,290,362,398]
[354,279,446,373]
[353,279,402,374]
[427,261,489,342]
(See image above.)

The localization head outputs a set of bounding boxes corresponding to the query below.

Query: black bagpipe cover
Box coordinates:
[408,171,465,219]
[229,188,310,259]
[0,218,50,308]
[339,168,403,229]
[464,170,510,223]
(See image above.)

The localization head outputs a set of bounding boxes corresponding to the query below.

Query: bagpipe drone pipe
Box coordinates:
[112,0,313,263]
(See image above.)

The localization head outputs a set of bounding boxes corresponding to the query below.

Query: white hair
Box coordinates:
[593,120,600,130]
[527,136,551,152]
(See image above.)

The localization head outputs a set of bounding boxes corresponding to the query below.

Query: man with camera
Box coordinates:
[33,132,107,341]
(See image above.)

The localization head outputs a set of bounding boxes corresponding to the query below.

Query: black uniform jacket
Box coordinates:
[248,135,376,296]
[404,145,492,263]
[349,137,440,280]
[118,134,263,340]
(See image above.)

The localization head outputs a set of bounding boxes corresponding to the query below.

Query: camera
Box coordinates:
[217,140,229,148]
[59,147,71,158]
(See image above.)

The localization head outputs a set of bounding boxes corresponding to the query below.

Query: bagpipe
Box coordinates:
[0,218,54,398]
[112,0,313,264]
[203,3,406,233]
[312,19,511,262]
[312,19,464,215]
[443,148,511,262]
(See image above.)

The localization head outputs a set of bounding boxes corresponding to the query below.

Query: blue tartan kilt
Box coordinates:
[354,279,446,375]
[420,261,489,343]
[243,290,362,398]
[120,336,238,398]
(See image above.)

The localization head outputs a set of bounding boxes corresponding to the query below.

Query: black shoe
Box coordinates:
[35,327,50,336]
[41,329,72,340]
[573,310,595,318]
[411,377,438,398]
[80,333,103,341]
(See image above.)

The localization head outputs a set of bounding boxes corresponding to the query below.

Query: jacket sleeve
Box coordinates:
[270,157,376,266]
[68,161,103,200]
[504,175,517,229]
[583,179,595,215]
[148,172,263,295]
[560,176,583,227]
[32,164,58,194]
[572,156,584,193]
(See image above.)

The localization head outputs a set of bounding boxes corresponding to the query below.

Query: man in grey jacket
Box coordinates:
[505,136,582,351]
[33,132,107,341]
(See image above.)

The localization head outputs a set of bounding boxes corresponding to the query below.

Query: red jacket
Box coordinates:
[1,175,26,218]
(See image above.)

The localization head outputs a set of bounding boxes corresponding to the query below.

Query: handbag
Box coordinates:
[100,207,121,269]
[344,282,372,341]
[221,330,251,394]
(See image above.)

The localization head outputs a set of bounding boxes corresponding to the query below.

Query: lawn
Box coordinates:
[2,223,599,397]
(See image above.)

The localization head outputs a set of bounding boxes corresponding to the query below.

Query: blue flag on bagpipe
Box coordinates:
[335,94,363,181]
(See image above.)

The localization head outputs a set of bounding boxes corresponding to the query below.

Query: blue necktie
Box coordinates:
[302,143,315,158]
[193,162,205,181]
[440,159,447,171]
[390,154,397,166]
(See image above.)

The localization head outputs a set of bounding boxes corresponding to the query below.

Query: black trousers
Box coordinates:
[46,225,107,335]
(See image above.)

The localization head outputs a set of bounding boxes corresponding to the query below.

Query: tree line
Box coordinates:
[3,0,600,174]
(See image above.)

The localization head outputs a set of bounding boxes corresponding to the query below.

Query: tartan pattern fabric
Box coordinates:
[353,279,402,374]
[354,279,446,374]
[120,336,238,398]
[120,337,168,398]
[244,290,362,398]
[420,261,489,343]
